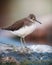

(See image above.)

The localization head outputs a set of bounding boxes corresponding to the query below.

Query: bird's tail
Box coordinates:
[1,27,11,31]
[0,27,5,30]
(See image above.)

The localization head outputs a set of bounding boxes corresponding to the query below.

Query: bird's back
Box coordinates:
[2,18,33,31]
[2,19,25,31]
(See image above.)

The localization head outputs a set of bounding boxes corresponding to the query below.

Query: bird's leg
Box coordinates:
[20,37,27,48]
[23,37,27,48]
[20,37,25,48]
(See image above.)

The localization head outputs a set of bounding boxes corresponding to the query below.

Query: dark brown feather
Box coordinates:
[2,18,32,31]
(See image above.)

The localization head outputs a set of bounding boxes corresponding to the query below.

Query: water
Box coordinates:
[0,30,21,46]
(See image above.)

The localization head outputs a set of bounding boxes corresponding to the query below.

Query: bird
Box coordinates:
[2,14,41,49]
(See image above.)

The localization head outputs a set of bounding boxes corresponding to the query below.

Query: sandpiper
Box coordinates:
[2,14,41,49]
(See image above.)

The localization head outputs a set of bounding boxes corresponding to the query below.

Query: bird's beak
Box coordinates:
[35,19,42,24]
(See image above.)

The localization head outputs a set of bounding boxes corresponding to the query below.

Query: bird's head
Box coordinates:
[28,14,41,24]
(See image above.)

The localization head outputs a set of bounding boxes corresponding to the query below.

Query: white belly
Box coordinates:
[10,23,36,38]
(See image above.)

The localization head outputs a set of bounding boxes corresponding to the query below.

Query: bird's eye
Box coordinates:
[33,17,35,20]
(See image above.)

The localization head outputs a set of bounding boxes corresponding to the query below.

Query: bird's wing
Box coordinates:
[2,18,32,31]
[2,19,25,31]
